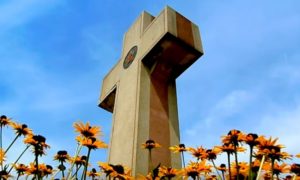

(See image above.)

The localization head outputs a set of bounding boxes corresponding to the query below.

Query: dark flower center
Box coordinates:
[112,165,125,174]
[179,144,185,148]
[291,164,300,175]
[187,170,199,179]
[206,149,217,160]
[0,170,9,176]
[22,124,28,129]
[46,165,53,170]
[57,150,68,156]
[33,135,46,143]
[92,168,97,173]
[81,156,87,161]
[247,133,258,139]
[146,139,155,144]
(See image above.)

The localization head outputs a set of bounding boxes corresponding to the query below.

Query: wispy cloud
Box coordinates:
[257,102,300,155]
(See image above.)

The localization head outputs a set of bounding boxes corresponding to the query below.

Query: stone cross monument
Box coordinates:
[98,6,203,175]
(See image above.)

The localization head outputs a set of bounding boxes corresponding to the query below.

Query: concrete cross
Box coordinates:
[98,6,203,175]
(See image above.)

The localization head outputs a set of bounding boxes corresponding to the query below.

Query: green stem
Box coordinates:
[255,155,265,180]
[8,145,30,174]
[35,152,39,180]
[16,173,20,180]
[181,151,186,168]
[221,171,225,180]
[234,145,239,180]
[67,143,82,179]
[61,161,65,178]
[4,134,20,155]
[72,164,82,179]
[82,148,92,180]
[227,152,232,180]
[271,158,275,180]
[211,159,222,180]
[149,149,153,172]
[248,146,253,180]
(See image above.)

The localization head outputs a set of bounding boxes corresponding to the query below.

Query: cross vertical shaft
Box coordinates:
[99,6,203,176]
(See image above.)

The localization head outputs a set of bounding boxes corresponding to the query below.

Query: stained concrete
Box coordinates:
[99,6,203,176]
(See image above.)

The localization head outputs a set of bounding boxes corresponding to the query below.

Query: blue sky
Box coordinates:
[1,0,300,173]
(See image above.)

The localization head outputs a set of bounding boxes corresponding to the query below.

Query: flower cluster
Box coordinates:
[0,115,108,180]
[1,114,299,180]
[140,130,299,180]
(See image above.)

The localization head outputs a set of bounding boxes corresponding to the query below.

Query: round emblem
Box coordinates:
[123,46,138,69]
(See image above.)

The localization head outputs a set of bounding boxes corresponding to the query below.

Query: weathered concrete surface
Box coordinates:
[99,6,203,176]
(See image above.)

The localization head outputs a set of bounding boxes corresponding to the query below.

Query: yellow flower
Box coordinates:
[205,147,221,160]
[158,166,180,179]
[14,163,29,175]
[263,162,290,175]
[24,135,50,156]
[257,136,284,152]
[187,146,206,160]
[54,150,71,162]
[222,129,244,146]
[0,115,12,127]
[239,133,260,147]
[296,154,300,158]
[142,139,161,150]
[41,164,53,177]
[70,155,87,166]
[169,144,186,153]
[182,162,200,180]
[217,164,227,172]
[87,168,101,178]
[10,122,33,136]
[182,161,211,179]
[251,159,261,173]
[98,162,132,179]
[98,162,115,176]
[136,173,158,180]
[256,136,291,161]
[112,164,132,180]
[205,174,217,180]
[230,162,249,179]
[76,136,107,149]
[215,143,246,155]
[74,121,101,138]
[24,135,50,148]
[26,163,53,177]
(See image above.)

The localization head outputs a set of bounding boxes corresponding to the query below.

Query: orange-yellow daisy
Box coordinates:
[158,166,180,179]
[74,121,101,138]
[169,144,187,153]
[142,140,161,150]
[76,136,107,150]
[0,115,12,127]
[10,122,32,136]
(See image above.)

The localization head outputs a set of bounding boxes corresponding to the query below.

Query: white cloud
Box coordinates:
[203,90,255,127]
[257,103,300,156]
[183,89,256,148]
